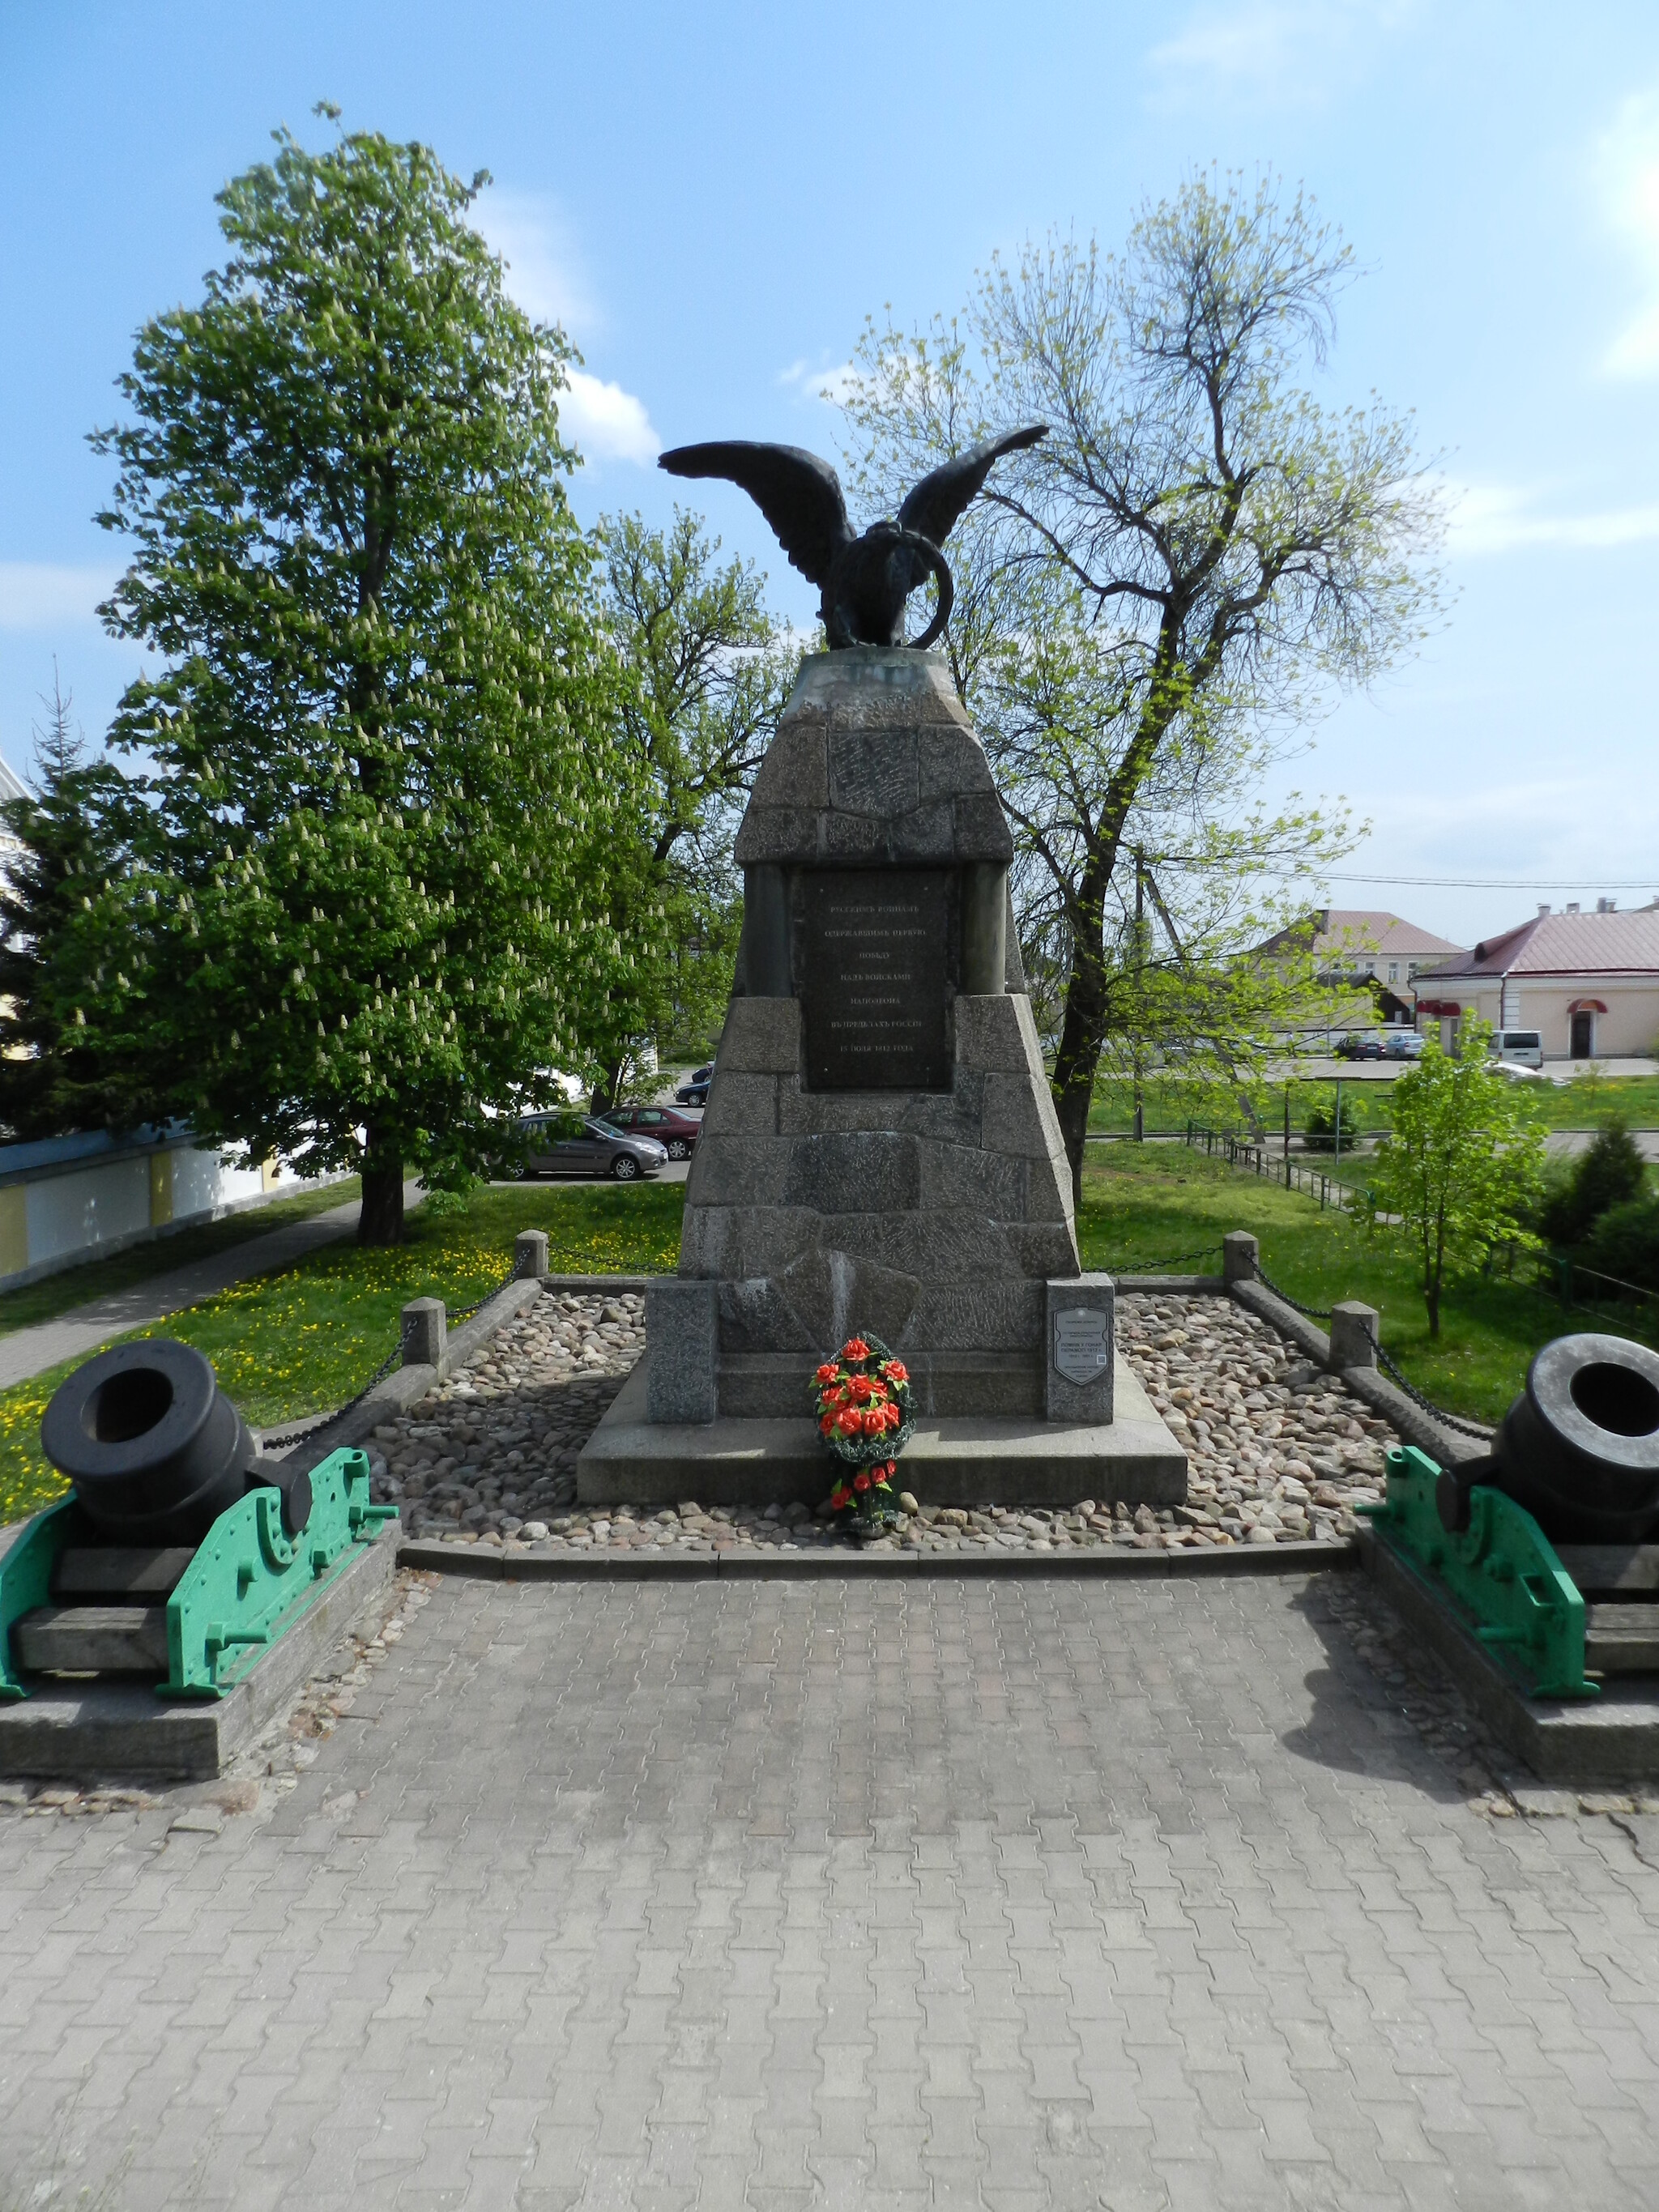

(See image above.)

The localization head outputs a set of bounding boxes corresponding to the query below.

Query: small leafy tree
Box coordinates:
[0,669,148,1140]
[83,117,648,1242]
[972,584,1358,1155]
[586,510,795,1109]
[1358,1016,1546,1337]
[839,176,1441,1193]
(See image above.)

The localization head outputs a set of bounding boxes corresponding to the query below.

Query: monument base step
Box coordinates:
[578,1352,1186,1509]
[716,1349,1047,1420]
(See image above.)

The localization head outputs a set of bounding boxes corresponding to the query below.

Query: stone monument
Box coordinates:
[578,432,1184,1507]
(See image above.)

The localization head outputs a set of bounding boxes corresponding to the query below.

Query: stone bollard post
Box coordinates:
[401,1297,446,1370]
[1222,1231,1259,1285]
[1328,1301,1380,1370]
[514,1229,549,1280]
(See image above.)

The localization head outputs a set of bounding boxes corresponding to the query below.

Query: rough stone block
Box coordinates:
[982,1072,1063,1158]
[1046,1275,1115,1423]
[646,1278,719,1424]
[818,803,955,861]
[1330,1301,1380,1369]
[907,1280,1045,1352]
[678,1204,820,1284]
[718,1276,819,1355]
[697,1072,778,1138]
[831,1208,1021,1283]
[1006,1223,1085,1279]
[781,1131,921,1215]
[774,1245,922,1351]
[916,1140,1028,1218]
[684,1132,791,1208]
[401,1298,446,1369]
[950,792,1015,863]
[718,996,801,1074]
[918,722,996,799]
[828,728,919,816]
[734,804,820,865]
[749,722,827,809]
[953,993,1035,1074]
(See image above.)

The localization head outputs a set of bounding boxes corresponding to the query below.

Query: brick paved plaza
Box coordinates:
[4,1571,1659,2210]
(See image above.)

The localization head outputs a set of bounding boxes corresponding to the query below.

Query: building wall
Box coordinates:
[1423,982,1659,1059]
[0,1138,348,1293]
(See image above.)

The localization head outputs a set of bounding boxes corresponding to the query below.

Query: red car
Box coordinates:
[598,1103,702,1161]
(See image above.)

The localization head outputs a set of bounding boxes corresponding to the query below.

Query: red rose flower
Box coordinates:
[842,1337,870,1362]
[860,1408,886,1436]
[836,1408,862,1436]
[848,1375,875,1404]
[853,1471,871,1491]
[881,1359,909,1384]
[815,1363,838,1384]
[819,1413,836,1436]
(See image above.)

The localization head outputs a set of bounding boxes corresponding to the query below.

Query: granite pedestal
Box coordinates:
[591,645,1186,1507]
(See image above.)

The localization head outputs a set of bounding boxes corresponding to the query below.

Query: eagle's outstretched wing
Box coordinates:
[897,425,1048,547]
[658,441,854,588]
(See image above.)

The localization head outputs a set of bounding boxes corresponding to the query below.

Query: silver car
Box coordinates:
[518,1110,667,1182]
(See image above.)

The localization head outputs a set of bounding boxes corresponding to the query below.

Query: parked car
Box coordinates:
[1384,1030,1425,1059]
[516,1110,667,1181]
[1489,1029,1545,1070]
[675,1061,715,1106]
[599,1103,702,1160]
[1335,1033,1386,1060]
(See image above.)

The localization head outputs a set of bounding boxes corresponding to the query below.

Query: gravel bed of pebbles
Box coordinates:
[365,1285,1399,1558]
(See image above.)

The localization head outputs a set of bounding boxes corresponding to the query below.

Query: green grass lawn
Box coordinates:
[1078,1142,1625,1425]
[0,1180,684,1530]
[0,1176,362,1340]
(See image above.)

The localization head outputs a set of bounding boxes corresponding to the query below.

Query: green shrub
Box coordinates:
[1583,1193,1659,1292]
[1540,1116,1648,1246]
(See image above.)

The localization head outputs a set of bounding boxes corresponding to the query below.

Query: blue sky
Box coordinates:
[3,0,1658,945]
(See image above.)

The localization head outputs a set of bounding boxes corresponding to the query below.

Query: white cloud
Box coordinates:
[1148,0,1415,101]
[1598,91,1659,377]
[471,187,595,334]
[778,358,862,407]
[471,187,659,467]
[561,369,660,466]
[1446,481,1659,555]
[0,562,118,633]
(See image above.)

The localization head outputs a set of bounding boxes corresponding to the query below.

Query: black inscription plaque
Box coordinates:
[800,870,952,1091]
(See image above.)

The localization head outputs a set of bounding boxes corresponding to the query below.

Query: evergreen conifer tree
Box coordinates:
[0,670,141,1140]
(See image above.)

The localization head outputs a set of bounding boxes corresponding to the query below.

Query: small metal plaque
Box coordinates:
[1052,1307,1111,1387]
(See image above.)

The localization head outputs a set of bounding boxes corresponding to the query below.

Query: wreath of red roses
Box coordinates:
[809,1329,914,1524]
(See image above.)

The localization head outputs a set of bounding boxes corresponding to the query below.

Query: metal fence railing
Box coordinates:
[1183,1124,1362,1213]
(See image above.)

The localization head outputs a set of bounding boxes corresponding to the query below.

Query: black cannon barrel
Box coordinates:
[1435,1332,1659,1545]
[41,1338,309,1549]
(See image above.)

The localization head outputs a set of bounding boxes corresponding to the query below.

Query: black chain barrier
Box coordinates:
[1113,1243,1225,1276]
[258,1255,525,1451]
[1362,1323,1494,1439]
[1254,1265,1334,1322]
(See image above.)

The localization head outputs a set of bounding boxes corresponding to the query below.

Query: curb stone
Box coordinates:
[396,1536,1358,1583]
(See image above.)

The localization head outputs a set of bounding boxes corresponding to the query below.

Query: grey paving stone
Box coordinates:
[2,1575,1659,2207]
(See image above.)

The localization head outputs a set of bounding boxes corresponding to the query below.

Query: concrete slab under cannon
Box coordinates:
[0,1523,398,1784]
[576,1349,1187,1509]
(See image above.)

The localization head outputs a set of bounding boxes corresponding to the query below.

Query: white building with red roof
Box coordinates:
[1414,901,1659,1060]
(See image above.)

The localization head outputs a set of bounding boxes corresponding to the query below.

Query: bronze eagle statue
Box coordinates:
[658,425,1047,650]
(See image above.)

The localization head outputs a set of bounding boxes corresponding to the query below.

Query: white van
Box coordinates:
[1488,1030,1544,1069]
